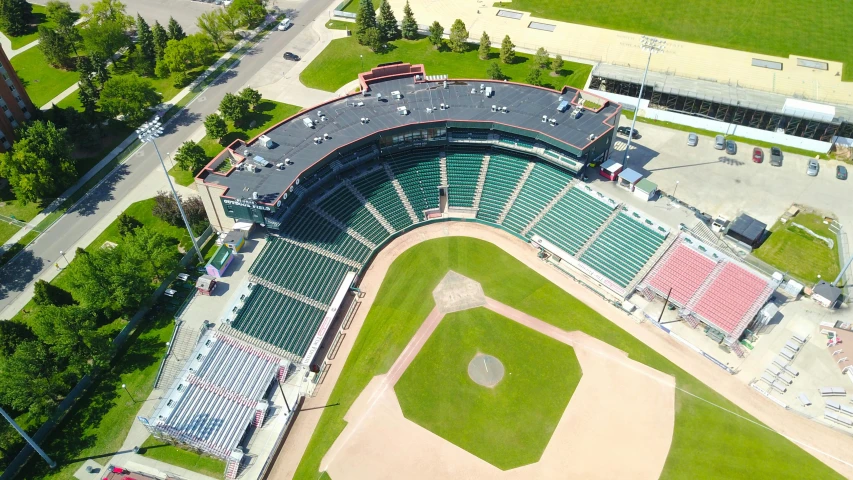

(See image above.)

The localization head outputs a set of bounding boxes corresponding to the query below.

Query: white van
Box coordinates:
[278,18,292,30]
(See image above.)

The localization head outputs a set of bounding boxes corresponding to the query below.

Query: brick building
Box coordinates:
[0,45,35,151]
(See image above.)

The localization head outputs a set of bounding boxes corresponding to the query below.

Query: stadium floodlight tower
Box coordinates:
[0,406,56,468]
[137,117,205,265]
[623,35,666,168]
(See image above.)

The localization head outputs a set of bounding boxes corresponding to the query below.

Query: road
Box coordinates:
[0,0,332,317]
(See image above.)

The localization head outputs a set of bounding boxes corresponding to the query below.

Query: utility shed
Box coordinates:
[617,168,642,191]
[812,280,842,308]
[633,178,657,201]
[726,214,766,248]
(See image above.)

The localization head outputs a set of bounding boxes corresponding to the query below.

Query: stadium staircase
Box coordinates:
[497,162,535,225]
[343,179,396,234]
[625,233,680,294]
[471,154,490,211]
[250,274,330,311]
[689,221,741,259]
[384,163,419,223]
[278,236,362,269]
[154,320,198,389]
[575,205,623,258]
[439,151,448,186]
[308,204,377,249]
[521,180,577,236]
[330,159,345,172]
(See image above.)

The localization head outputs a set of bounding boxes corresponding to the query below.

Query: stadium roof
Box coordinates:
[148,331,284,459]
[197,64,620,204]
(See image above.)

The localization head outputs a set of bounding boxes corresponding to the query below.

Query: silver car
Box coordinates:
[807,159,820,176]
[687,133,698,146]
[714,135,725,150]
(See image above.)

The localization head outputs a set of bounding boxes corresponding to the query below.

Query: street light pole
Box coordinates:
[623,36,666,169]
[137,117,205,265]
[121,383,136,403]
[59,250,69,267]
[0,406,56,468]
[360,54,363,72]
[672,180,679,198]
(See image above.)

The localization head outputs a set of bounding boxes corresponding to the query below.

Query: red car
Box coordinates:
[752,147,764,163]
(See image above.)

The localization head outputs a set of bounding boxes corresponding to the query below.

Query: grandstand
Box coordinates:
[638,233,780,351]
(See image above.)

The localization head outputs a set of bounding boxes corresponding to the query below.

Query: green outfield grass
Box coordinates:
[496,0,853,80]
[396,307,581,469]
[293,237,841,480]
[300,36,591,92]
[753,213,840,284]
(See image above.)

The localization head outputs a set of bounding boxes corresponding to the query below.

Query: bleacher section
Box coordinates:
[446,149,485,208]
[249,236,355,305]
[476,153,530,224]
[644,242,718,305]
[279,208,372,263]
[387,149,441,219]
[579,212,668,288]
[316,185,388,245]
[350,168,413,231]
[231,285,326,357]
[530,187,615,257]
[503,161,574,233]
[499,135,535,149]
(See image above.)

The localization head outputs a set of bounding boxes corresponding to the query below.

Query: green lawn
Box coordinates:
[0,219,21,244]
[340,0,371,14]
[0,182,47,222]
[10,46,80,108]
[0,229,37,267]
[169,100,302,186]
[753,213,840,284]
[300,36,591,92]
[395,307,580,469]
[0,4,53,50]
[498,0,853,80]
[325,20,354,31]
[294,237,841,480]
[140,436,225,478]
[56,90,83,110]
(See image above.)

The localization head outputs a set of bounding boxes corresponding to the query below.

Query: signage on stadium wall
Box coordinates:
[573,261,627,297]
[302,272,358,367]
[223,199,272,211]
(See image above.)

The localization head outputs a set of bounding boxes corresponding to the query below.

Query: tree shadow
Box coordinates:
[212,69,238,86]
[0,249,45,301]
[162,111,201,134]
[70,164,131,217]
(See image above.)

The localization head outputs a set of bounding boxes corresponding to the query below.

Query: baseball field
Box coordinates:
[292,236,842,479]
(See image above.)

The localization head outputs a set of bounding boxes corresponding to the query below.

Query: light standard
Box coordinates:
[137,117,205,265]
[623,36,666,168]
[165,151,174,169]
[121,383,136,403]
[0,406,56,468]
[672,180,679,198]
[59,250,69,267]
[360,54,363,72]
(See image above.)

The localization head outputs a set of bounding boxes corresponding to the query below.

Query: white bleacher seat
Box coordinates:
[797,393,811,406]
[766,365,781,376]
[841,404,853,417]
[777,372,794,385]
[773,356,789,368]
[825,410,853,427]
[770,382,786,393]
[780,348,795,361]
[785,340,800,352]
[760,373,775,385]
[792,333,808,345]
[819,387,847,397]
[783,364,799,376]
[827,400,842,412]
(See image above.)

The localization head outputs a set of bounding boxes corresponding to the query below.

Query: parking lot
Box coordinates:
[608,118,851,234]
[63,0,218,33]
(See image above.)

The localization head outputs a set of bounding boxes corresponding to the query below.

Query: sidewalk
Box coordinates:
[0,17,85,59]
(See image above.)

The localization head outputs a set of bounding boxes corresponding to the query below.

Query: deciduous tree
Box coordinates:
[0,120,75,204]
[38,26,73,68]
[0,321,35,357]
[98,74,161,127]
[228,0,265,28]
[30,305,110,373]
[0,340,70,419]
[239,87,262,111]
[174,140,208,173]
[448,19,468,53]
[219,92,249,126]
[400,0,417,40]
[219,9,240,39]
[427,21,443,48]
[45,1,80,55]
[204,113,228,140]
[534,47,549,70]
[80,0,131,28]
[499,34,515,64]
[197,10,225,51]
[33,280,75,307]
[81,18,130,60]
[478,31,490,60]
[552,54,564,74]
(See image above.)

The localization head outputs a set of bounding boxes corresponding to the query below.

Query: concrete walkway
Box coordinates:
[0,17,85,59]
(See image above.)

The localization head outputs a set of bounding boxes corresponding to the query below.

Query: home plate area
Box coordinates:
[321,273,676,479]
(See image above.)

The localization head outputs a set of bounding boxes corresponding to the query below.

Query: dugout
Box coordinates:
[726,214,766,248]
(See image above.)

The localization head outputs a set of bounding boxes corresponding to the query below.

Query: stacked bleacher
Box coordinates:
[503,161,573,232]
[476,153,530,224]
[279,208,372,263]
[579,211,669,288]
[639,234,777,341]
[445,149,485,208]
[387,149,442,219]
[531,186,615,257]
[349,168,413,231]
[316,184,388,245]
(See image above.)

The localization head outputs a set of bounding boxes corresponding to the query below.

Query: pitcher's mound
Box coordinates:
[468,354,505,388]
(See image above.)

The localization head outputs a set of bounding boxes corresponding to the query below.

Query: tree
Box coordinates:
[0,340,70,419]
[239,87,262,111]
[361,26,382,53]
[0,121,75,204]
[0,0,33,37]
[197,10,225,51]
[204,113,228,141]
[38,26,73,68]
[78,81,100,124]
[152,20,169,59]
[91,52,111,87]
[355,0,377,43]
[478,31,490,60]
[136,14,156,76]
[81,18,130,60]
[186,33,214,65]
[219,92,249,125]
[167,16,185,40]
[152,191,207,231]
[154,59,169,79]
[98,74,161,127]
[376,0,399,41]
[33,280,75,307]
[30,305,110,373]
[448,19,468,53]
[0,321,35,357]
[525,67,543,86]
[499,34,515,64]
[162,38,194,74]
[228,0,265,28]
[552,54,564,74]
[427,21,443,48]
[487,61,504,80]
[122,226,181,282]
[534,47,549,70]
[80,0,131,28]
[45,1,80,55]
[183,195,209,231]
[219,9,240,39]
[401,0,417,40]
[116,212,142,236]
[174,140,208,173]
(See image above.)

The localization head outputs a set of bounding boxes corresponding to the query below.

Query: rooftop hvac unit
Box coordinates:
[397,106,408,115]
[258,135,273,148]
[443,80,448,89]
[479,83,485,91]
[426,107,433,113]
[252,192,259,200]
[323,133,330,139]
[236,163,244,171]
[356,101,364,107]
[276,162,285,170]
[302,118,314,128]
[484,87,493,97]
[542,115,547,122]
[501,106,508,113]
[285,158,293,165]
[391,90,402,99]
[377,93,383,101]
[491,105,497,112]
[588,134,596,140]
[557,100,569,112]
[470,88,476,94]
[317,110,323,117]
[548,118,557,126]
[440,103,446,110]
[252,155,270,167]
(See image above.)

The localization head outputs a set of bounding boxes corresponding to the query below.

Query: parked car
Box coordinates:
[806,159,820,176]
[277,18,292,30]
[770,147,783,166]
[725,140,737,155]
[714,135,725,150]
[616,126,639,139]
[687,133,698,146]
[837,165,848,180]
[752,147,764,163]
[283,52,300,61]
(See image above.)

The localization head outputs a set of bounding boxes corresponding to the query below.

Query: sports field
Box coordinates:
[292,236,841,479]
[498,0,853,80]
